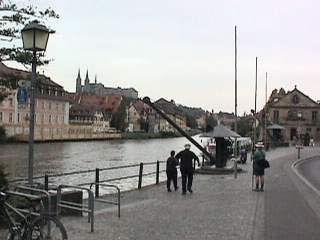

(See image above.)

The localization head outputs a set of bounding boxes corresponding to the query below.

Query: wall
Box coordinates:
[3,124,121,141]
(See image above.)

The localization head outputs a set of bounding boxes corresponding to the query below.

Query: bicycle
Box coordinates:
[0,190,68,240]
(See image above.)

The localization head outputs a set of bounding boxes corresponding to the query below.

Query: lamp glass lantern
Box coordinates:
[21,22,51,51]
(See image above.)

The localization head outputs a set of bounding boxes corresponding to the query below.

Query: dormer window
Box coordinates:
[273,98,279,102]
[292,94,299,104]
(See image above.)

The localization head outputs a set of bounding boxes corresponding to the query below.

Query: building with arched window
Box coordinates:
[262,86,320,146]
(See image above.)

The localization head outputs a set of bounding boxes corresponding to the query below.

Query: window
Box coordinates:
[56,115,58,123]
[49,103,52,110]
[9,113,13,123]
[0,112,2,122]
[56,103,59,111]
[292,95,299,104]
[17,113,20,123]
[49,115,52,124]
[312,111,318,121]
[42,101,45,109]
[9,98,13,106]
[307,128,311,132]
[273,110,279,123]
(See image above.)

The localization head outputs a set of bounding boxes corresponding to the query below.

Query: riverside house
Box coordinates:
[261,86,320,146]
[127,99,154,132]
[154,98,187,133]
[0,62,70,141]
[0,62,121,141]
[69,94,122,133]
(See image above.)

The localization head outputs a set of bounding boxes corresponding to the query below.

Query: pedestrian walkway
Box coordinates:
[61,147,320,240]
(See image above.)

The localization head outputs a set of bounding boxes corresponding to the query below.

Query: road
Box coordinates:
[296,156,320,192]
[264,147,320,240]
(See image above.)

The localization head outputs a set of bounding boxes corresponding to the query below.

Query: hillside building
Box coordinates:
[75,69,138,99]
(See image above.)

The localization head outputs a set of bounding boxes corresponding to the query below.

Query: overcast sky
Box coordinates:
[7,0,320,114]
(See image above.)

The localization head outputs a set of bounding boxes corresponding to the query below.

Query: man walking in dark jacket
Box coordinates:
[176,144,200,195]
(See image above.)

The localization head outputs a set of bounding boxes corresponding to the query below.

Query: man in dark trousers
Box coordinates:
[176,144,200,195]
[166,150,178,192]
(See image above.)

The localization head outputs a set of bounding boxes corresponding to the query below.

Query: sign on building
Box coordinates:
[17,80,30,108]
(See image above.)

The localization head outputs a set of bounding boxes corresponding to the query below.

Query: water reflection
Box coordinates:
[0,136,202,186]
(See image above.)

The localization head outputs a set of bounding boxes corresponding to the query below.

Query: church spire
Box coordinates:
[76,68,82,93]
[85,69,90,85]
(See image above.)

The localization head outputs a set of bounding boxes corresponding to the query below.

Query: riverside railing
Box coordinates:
[10,160,167,194]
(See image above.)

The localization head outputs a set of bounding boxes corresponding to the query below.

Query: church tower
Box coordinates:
[76,69,82,93]
[85,69,90,86]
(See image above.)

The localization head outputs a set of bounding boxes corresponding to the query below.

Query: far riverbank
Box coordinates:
[0,127,201,143]
[122,129,201,140]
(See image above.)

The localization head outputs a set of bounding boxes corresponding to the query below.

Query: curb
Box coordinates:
[291,156,320,198]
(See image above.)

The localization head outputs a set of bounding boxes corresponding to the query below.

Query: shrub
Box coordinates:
[0,126,6,142]
[0,164,8,189]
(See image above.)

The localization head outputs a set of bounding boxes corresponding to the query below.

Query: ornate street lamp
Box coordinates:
[21,21,53,185]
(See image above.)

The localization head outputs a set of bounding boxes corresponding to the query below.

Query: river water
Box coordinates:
[0,135,204,191]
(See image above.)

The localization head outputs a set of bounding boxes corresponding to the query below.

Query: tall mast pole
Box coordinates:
[234,26,238,158]
[265,72,268,150]
[254,57,258,148]
[234,26,238,134]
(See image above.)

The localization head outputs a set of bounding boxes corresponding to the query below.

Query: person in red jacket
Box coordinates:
[176,144,200,195]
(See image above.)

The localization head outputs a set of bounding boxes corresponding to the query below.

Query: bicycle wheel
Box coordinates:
[29,215,67,240]
[0,226,22,240]
[0,218,25,240]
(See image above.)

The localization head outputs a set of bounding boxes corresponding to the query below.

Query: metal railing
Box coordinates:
[14,185,52,215]
[5,190,43,217]
[11,160,167,193]
[90,183,120,218]
[57,185,95,232]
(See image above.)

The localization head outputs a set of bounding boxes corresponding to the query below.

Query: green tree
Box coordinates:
[0,1,59,103]
[0,0,59,65]
[0,73,19,102]
[111,98,130,132]
[186,115,197,129]
[232,116,252,137]
[0,164,8,189]
[0,126,6,142]
[139,118,149,132]
[206,115,217,132]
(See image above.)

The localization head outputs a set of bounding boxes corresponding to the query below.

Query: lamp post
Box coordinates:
[296,111,303,159]
[21,21,53,185]
[297,111,302,144]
